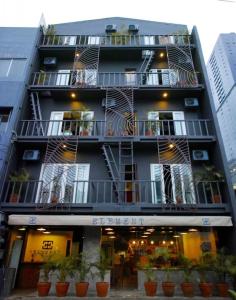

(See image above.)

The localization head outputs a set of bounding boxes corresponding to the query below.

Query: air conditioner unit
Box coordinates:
[192,150,209,161]
[184,98,199,108]
[105,24,117,33]
[128,24,139,33]
[102,98,116,108]
[43,57,57,66]
[22,150,40,161]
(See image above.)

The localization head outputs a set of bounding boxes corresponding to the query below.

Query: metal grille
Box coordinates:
[166,43,198,87]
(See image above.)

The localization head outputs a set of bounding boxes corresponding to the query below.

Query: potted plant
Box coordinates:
[73,254,91,297]
[194,164,224,203]
[54,255,74,297]
[214,248,230,297]
[9,168,29,202]
[37,253,56,297]
[229,290,236,299]
[139,255,157,297]
[92,250,110,297]
[197,252,215,297]
[156,248,175,297]
[226,255,236,289]
[50,176,61,203]
[178,254,195,297]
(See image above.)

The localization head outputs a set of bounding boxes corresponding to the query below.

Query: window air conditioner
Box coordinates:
[128,24,139,33]
[192,150,209,161]
[184,98,199,108]
[43,57,57,66]
[105,24,117,33]
[102,98,116,108]
[22,150,40,161]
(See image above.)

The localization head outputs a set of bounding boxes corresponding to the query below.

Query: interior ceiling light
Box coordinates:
[161,230,166,234]
[37,227,46,231]
[173,234,180,238]
[71,92,76,99]
[150,240,154,245]
[147,228,155,232]
[16,235,22,239]
[189,228,198,232]
[159,52,165,58]
[170,241,174,245]
[75,52,80,57]
[109,236,116,239]
[132,240,136,244]
[169,143,175,149]
[141,240,144,244]
[162,240,166,244]
[141,235,148,238]
[18,227,26,231]
[105,228,113,231]
[181,232,187,235]
[43,231,51,234]
[62,144,67,148]
[107,231,114,235]
[163,92,168,98]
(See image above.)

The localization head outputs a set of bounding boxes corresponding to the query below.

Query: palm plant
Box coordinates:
[73,253,91,282]
[178,254,195,282]
[92,250,110,282]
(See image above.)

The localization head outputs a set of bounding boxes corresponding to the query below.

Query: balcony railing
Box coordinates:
[30,70,199,88]
[41,34,191,47]
[1,180,225,209]
[17,119,214,138]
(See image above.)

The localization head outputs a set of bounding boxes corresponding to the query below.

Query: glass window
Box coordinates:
[0,107,12,132]
[0,59,11,77]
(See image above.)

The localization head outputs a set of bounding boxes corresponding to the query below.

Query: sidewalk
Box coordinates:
[4,289,232,300]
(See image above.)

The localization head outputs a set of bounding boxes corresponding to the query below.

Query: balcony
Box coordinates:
[17,119,214,141]
[40,34,192,48]
[1,180,228,214]
[30,70,200,89]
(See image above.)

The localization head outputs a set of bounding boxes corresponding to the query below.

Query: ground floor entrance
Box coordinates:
[4,214,233,291]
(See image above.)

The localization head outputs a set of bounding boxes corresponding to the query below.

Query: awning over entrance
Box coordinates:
[8,215,233,227]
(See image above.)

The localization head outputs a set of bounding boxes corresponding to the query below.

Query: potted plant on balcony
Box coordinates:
[197,252,215,297]
[178,254,195,297]
[138,255,158,297]
[213,248,230,297]
[54,254,74,297]
[37,253,56,297]
[9,168,29,203]
[92,250,110,297]
[156,248,175,297]
[73,253,91,297]
[194,164,224,203]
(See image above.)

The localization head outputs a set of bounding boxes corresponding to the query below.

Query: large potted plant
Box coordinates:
[197,252,215,297]
[194,164,224,203]
[54,255,74,297]
[9,169,29,203]
[214,248,230,297]
[92,250,110,297]
[156,248,175,297]
[73,254,91,297]
[140,256,158,297]
[178,254,195,297]
[37,254,56,297]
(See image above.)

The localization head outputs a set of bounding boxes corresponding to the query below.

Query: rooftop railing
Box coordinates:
[17,119,214,138]
[31,70,199,88]
[1,180,225,209]
[41,34,191,47]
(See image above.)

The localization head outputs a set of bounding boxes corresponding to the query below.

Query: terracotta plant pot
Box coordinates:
[144,281,157,296]
[37,282,51,297]
[181,282,194,297]
[162,281,175,297]
[9,193,19,203]
[145,129,153,136]
[199,282,213,297]
[216,282,229,297]
[212,195,221,203]
[75,282,89,297]
[55,282,70,297]
[96,282,109,297]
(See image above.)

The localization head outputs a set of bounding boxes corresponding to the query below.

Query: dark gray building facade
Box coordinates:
[0,18,235,292]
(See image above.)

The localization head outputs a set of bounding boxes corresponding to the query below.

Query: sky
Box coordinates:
[1,0,236,62]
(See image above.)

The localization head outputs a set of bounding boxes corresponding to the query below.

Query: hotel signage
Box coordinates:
[8,215,233,227]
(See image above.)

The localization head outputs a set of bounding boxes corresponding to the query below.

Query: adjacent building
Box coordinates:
[207,33,236,189]
[0,18,235,292]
